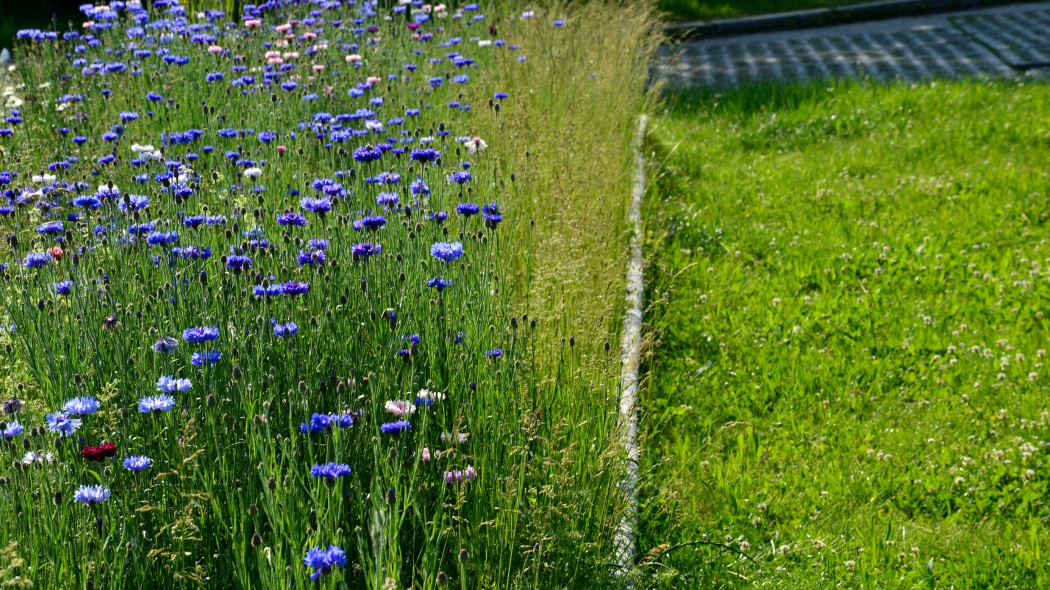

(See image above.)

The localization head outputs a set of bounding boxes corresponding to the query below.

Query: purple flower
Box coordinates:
[352,242,381,259]
[277,212,307,227]
[457,202,479,216]
[46,413,82,437]
[183,326,219,343]
[303,545,348,580]
[281,281,310,296]
[138,394,177,413]
[409,147,440,163]
[309,462,352,480]
[352,145,383,163]
[300,196,332,214]
[380,420,412,435]
[430,241,463,262]
[298,249,326,265]
[427,277,450,291]
[74,485,111,504]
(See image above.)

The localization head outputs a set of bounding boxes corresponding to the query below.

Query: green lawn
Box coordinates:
[658,0,869,22]
[639,80,1050,588]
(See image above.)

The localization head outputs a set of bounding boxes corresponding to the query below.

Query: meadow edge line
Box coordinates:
[613,113,649,575]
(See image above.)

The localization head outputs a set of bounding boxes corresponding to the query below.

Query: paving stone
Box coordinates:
[655,3,1042,87]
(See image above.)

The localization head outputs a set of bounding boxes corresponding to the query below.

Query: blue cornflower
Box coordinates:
[297,250,326,266]
[486,349,504,360]
[300,196,332,214]
[191,350,222,367]
[254,284,285,298]
[300,413,333,433]
[410,178,430,196]
[483,202,502,227]
[376,192,399,207]
[173,246,212,260]
[152,336,179,354]
[62,396,99,416]
[353,215,386,231]
[273,322,299,337]
[146,231,178,246]
[352,145,383,163]
[3,421,24,439]
[308,238,330,250]
[37,221,64,234]
[74,485,111,505]
[117,194,150,212]
[410,147,440,163]
[156,375,192,393]
[182,326,219,343]
[457,203,479,216]
[23,253,50,268]
[380,420,412,435]
[146,91,163,102]
[138,394,177,413]
[46,412,82,437]
[54,280,73,295]
[352,243,381,259]
[277,212,308,227]
[451,171,471,184]
[123,455,152,472]
[309,462,352,480]
[282,281,310,296]
[183,215,206,228]
[430,242,464,262]
[303,545,348,580]
[226,255,252,270]
[73,195,103,209]
[427,277,450,291]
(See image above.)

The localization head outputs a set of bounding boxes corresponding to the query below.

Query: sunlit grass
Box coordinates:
[640,79,1050,588]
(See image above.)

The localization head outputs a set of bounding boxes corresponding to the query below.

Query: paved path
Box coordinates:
[656,3,1050,87]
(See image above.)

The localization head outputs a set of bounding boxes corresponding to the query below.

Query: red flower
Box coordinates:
[47,246,64,260]
[82,442,117,462]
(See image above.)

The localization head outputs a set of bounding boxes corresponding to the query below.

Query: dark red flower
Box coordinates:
[82,442,117,462]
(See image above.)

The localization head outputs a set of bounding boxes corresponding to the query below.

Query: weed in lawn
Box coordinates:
[641,79,1050,588]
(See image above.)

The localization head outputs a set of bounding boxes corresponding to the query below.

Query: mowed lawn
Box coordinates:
[640,80,1050,588]
[659,0,869,22]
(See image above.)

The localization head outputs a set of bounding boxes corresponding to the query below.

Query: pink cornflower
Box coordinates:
[384,400,416,417]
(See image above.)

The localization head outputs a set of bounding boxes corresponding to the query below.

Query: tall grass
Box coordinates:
[0,1,656,588]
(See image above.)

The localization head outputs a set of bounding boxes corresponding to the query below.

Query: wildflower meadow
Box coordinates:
[0,1,657,588]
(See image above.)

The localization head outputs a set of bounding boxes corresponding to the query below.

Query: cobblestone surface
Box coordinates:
[657,3,1050,87]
